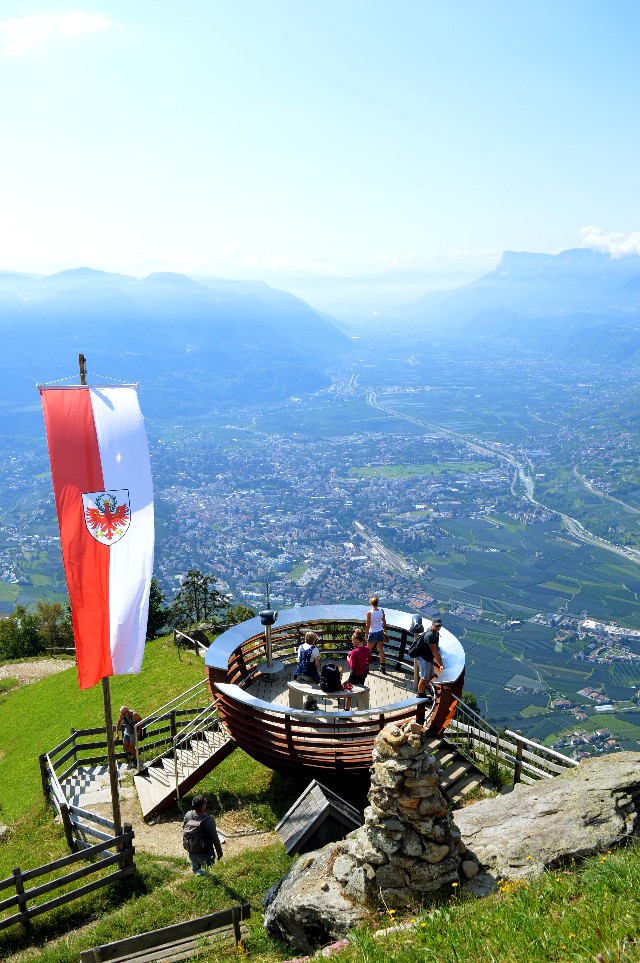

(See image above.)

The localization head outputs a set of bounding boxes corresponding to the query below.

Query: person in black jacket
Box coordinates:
[183,794,223,875]
[417,617,444,695]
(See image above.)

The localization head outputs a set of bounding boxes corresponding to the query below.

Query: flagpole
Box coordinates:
[79,353,123,836]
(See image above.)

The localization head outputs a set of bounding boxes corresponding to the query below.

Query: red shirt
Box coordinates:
[348,644,371,676]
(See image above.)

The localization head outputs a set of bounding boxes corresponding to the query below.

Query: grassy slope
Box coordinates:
[0,637,205,825]
[2,641,640,962]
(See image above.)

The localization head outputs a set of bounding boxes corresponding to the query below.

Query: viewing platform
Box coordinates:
[204,604,465,776]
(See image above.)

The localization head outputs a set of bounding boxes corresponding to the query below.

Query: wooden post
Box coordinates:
[13,867,30,927]
[39,753,50,805]
[71,727,78,765]
[79,355,122,838]
[232,905,241,945]
[170,709,177,742]
[514,730,523,784]
[60,801,75,851]
[102,677,123,836]
[118,822,135,872]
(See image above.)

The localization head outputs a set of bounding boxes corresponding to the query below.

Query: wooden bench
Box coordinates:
[80,903,251,963]
[288,679,370,710]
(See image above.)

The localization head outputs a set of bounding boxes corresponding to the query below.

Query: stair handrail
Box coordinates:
[173,699,223,799]
[136,679,211,730]
[450,698,502,773]
[134,679,211,773]
[174,699,221,750]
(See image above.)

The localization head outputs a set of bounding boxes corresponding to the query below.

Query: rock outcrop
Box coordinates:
[264,720,464,952]
[456,750,640,880]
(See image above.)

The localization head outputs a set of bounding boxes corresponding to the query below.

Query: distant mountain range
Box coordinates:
[399,248,640,362]
[0,268,351,428]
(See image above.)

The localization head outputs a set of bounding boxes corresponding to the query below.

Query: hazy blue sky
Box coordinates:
[1,1,639,315]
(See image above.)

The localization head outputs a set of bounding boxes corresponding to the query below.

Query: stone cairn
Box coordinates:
[264,719,467,951]
[333,719,465,908]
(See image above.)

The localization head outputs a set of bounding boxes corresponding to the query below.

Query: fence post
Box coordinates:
[39,753,50,805]
[514,730,523,784]
[232,905,241,945]
[71,727,77,766]
[170,709,177,742]
[118,822,135,873]
[495,730,500,777]
[13,867,30,927]
[60,802,75,851]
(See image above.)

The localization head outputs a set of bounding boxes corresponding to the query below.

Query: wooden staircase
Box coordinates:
[424,735,492,802]
[135,727,236,821]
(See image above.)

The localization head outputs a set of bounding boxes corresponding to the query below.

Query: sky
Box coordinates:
[1,1,639,317]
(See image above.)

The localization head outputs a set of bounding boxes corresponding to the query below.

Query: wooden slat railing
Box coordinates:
[0,827,134,932]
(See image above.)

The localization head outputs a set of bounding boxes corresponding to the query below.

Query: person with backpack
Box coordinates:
[366,596,387,674]
[182,794,223,875]
[416,617,444,696]
[294,631,321,684]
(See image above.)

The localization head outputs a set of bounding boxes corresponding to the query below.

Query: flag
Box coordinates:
[39,385,154,689]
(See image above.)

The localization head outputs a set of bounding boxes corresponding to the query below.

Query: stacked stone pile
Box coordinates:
[332,719,465,907]
[264,720,466,950]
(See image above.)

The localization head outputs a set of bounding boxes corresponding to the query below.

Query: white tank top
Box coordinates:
[369,608,384,632]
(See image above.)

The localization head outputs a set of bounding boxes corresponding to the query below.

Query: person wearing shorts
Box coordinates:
[365,596,387,674]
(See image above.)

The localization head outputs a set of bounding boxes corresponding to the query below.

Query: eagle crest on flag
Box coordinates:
[83,490,131,545]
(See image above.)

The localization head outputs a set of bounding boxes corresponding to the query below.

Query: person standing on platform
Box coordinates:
[417,616,444,695]
[344,628,372,710]
[366,596,387,674]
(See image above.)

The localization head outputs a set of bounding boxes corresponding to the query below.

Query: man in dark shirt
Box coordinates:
[183,794,223,875]
[417,617,443,695]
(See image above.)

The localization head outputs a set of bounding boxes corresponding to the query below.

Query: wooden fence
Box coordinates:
[0,827,135,932]
[446,701,579,784]
[80,903,251,963]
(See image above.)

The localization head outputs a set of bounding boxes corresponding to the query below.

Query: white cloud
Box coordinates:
[0,12,116,56]
[580,226,640,258]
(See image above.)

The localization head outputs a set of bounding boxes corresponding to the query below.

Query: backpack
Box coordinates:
[320,663,342,692]
[407,634,425,659]
[183,815,206,853]
[296,643,316,678]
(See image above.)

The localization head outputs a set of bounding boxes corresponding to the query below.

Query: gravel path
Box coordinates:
[0,657,74,684]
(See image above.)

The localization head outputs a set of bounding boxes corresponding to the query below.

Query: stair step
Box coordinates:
[447,773,487,800]
[136,736,237,820]
[433,750,459,767]
[439,760,473,789]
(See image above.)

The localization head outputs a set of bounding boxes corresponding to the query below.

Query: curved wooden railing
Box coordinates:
[214,683,429,774]
[206,609,465,776]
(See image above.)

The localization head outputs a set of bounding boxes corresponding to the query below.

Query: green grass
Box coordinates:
[0,638,204,825]
[0,581,20,602]
[3,640,640,962]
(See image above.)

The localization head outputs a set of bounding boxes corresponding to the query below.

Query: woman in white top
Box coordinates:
[365,596,387,674]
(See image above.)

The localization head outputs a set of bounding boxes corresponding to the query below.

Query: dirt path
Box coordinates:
[94,789,279,861]
[0,657,74,685]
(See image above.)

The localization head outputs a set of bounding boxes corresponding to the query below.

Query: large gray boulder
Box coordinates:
[456,751,640,880]
[264,720,464,952]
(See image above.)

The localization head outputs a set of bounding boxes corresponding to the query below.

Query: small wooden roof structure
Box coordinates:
[275,780,363,855]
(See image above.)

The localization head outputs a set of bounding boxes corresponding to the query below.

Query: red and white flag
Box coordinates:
[39,385,154,689]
